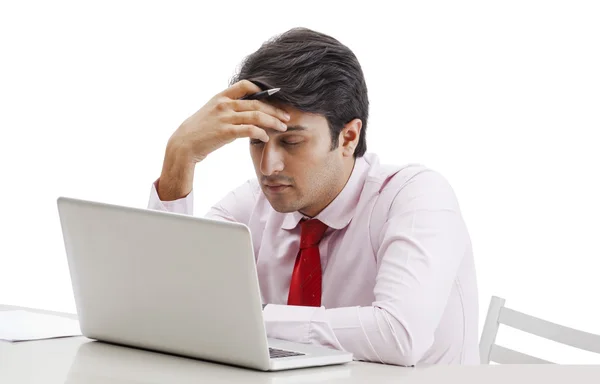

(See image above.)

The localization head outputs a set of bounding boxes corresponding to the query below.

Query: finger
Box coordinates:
[228,111,287,132]
[220,80,262,100]
[228,124,270,142]
[230,99,291,123]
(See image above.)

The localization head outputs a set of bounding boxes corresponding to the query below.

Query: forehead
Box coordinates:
[269,103,329,134]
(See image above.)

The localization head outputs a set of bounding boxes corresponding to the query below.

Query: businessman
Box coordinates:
[148,27,479,366]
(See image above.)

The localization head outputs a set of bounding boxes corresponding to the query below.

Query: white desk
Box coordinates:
[2,305,600,383]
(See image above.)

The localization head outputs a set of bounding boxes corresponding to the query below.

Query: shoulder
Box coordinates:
[362,153,445,191]
[362,153,460,212]
[212,178,262,212]
[228,178,262,199]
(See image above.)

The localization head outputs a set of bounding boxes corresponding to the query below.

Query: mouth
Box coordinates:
[264,184,291,193]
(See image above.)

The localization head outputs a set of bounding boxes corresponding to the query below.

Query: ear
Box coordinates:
[338,118,362,157]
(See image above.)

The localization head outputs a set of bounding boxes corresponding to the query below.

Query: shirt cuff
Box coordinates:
[262,305,344,351]
[147,179,193,215]
[262,304,322,344]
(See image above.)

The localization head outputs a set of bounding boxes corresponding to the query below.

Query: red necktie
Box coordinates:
[287,219,328,307]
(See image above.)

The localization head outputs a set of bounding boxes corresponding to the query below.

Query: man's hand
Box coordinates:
[157,80,290,201]
[169,79,290,164]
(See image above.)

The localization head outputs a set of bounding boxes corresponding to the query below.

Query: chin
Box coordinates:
[269,203,298,214]
[266,199,301,214]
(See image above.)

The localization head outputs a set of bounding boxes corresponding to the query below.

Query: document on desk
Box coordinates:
[0,310,82,342]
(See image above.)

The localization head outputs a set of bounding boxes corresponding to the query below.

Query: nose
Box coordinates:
[259,143,284,176]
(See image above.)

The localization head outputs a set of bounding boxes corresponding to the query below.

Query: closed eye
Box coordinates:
[250,139,303,146]
[280,135,304,146]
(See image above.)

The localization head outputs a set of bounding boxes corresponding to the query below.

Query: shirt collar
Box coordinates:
[281,156,369,230]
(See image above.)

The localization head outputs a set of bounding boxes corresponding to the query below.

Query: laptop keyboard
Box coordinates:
[269,347,305,359]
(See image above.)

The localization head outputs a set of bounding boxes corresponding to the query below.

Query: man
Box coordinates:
[148,27,479,366]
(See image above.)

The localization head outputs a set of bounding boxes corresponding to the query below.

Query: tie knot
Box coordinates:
[299,219,328,249]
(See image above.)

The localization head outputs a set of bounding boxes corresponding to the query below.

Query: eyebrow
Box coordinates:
[269,125,308,134]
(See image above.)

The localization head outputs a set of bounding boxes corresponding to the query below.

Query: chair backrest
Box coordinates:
[479,296,600,364]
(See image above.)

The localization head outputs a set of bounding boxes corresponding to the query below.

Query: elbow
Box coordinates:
[380,346,425,367]
[386,351,423,367]
[375,308,434,367]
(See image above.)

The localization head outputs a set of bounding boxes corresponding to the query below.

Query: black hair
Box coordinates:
[230,27,369,157]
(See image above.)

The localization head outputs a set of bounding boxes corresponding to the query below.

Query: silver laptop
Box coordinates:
[56,196,352,371]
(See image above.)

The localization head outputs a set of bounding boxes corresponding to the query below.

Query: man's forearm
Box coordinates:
[157,141,195,201]
[263,304,426,366]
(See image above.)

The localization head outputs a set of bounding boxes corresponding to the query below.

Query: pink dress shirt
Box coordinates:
[147,153,480,366]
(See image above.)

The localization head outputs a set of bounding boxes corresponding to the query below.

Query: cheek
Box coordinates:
[296,157,331,187]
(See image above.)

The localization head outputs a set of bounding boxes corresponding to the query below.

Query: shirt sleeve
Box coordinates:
[202,179,260,224]
[147,178,259,225]
[262,170,469,366]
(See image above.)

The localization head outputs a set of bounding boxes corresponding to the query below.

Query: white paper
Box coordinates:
[0,310,82,342]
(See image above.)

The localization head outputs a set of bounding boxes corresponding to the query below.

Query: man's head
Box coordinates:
[230,27,369,217]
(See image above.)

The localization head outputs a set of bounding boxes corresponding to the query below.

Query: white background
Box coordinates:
[1,0,599,364]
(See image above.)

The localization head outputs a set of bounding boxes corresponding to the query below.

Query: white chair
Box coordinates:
[479,296,600,364]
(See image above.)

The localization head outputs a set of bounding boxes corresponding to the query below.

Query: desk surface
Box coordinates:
[2,305,600,384]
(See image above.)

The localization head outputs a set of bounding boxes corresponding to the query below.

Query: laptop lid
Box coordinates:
[57,197,271,370]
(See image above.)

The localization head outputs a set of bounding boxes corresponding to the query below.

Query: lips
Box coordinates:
[264,184,290,193]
